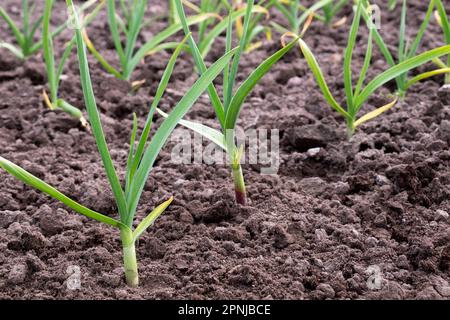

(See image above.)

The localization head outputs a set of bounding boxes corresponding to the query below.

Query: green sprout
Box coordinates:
[158,0,299,205]
[360,0,450,97]
[321,0,349,25]
[434,0,450,84]
[82,0,218,81]
[42,0,104,125]
[296,0,450,137]
[231,0,272,53]
[0,0,97,59]
[0,0,236,287]
[176,0,271,57]
[196,0,225,43]
[388,0,398,11]
[268,0,335,35]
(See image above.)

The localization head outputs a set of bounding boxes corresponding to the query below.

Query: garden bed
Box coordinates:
[0,0,449,299]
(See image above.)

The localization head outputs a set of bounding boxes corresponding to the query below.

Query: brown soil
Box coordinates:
[0,0,449,299]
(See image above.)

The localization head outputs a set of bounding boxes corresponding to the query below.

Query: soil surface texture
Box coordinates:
[0,0,449,299]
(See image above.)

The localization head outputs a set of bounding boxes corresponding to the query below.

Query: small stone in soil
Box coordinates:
[306,147,321,157]
[299,177,327,196]
[314,228,328,242]
[26,253,46,272]
[178,210,194,224]
[435,210,449,222]
[0,210,16,228]
[374,213,387,228]
[396,255,410,269]
[375,175,391,186]
[437,84,450,105]
[174,259,189,271]
[271,225,294,249]
[39,213,64,236]
[439,120,450,142]
[313,283,335,299]
[7,263,28,284]
[285,125,328,152]
[416,286,442,299]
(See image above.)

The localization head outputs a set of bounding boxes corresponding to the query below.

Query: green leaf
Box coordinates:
[128,35,191,203]
[29,0,101,56]
[56,99,83,119]
[157,108,227,151]
[223,10,233,109]
[56,41,75,91]
[0,6,25,48]
[225,37,300,130]
[406,0,434,59]
[122,0,149,79]
[106,0,126,67]
[273,0,296,32]
[43,0,57,104]
[67,0,128,221]
[435,0,450,77]
[128,13,219,77]
[405,67,450,90]
[398,0,407,62]
[225,0,254,111]
[297,38,350,120]
[269,21,291,35]
[174,0,226,128]
[359,1,398,78]
[125,113,138,195]
[297,0,333,28]
[354,28,373,100]
[0,156,123,228]
[0,42,24,59]
[126,47,238,219]
[354,98,398,128]
[132,197,173,241]
[355,44,450,110]
[142,42,190,56]
[82,31,123,79]
[343,1,362,113]
[388,0,398,10]
[199,8,257,57]
[436,0,450,44]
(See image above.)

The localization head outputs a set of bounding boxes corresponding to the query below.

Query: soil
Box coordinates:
[0,0,449,300]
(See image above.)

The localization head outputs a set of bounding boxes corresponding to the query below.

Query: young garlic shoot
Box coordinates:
[180,0,270,58]
[170,0,225,43]
[42,0,104,126]
[318,0,349,26]
[194,0,225,44]
[233,0,271,53]
[0,0,97,59]
[268,0,334,35]
[360,0,450,97]
[158,0,299,206]
[388,0,398,11]
[82,0,218,81]
[434,0,450,84]
[293,1,450,137]
[0,0,236,287]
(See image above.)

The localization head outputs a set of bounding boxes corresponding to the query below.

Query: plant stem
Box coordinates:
[120,227,138,287]
[346,118,355,140]
[232,163,246,205]
[397,89,406,99]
